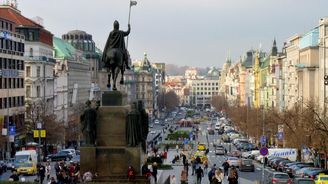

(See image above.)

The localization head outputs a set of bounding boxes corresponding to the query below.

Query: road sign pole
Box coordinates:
[262,158,265,184]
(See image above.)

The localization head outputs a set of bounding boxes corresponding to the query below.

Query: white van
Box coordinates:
[14,150,38,175]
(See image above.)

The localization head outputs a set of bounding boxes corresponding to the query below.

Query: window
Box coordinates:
[0,78,2,89]
[9,78,13,88]
[37,66,41,77]
[4,78,7,88]
[28,32,34,41]
[13,78,16,88]
[8,97,11,108]
[26,86,31,98]
[0,98,2,109]
[20,78,24,88]
[26,66,31,77]
[37,86,40,97]
[29,48,33,57]
[0,58,2,69]
[4,58,7,69]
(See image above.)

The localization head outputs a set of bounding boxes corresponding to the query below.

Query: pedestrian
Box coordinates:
[184,161,189,175]
[152,162,158,183]
[9,170,19,181]
[264,156,268,168]
[192,160,197,175]
[82,170,93,182]
[48,177,57,184]
[170,175,177,184]
[182,154,187,165]
[195,166,204,184]
[211,169,224,184]
[203,159,209,174]
[222,160,230,177]
[38,163,46,184]
[45,162,51,181]
[228,166,238,184]
[176,144,179,153]
[180,169,188,184]
[208,167,216,182]
[127,165,136,180]
[165,144,169,152]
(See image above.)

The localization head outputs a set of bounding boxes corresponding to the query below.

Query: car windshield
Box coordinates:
[274,174,289,179]
[15,155,30,162]
[321,177,328,180]
[21,163,33,167]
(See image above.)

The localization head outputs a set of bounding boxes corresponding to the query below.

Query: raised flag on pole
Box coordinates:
[130,1,137,7]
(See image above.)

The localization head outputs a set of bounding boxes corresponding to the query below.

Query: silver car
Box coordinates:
[267,172,291,184]
[227,157,241,168]
[215,146,225,155]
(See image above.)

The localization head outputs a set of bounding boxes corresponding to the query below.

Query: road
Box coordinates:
[197,121,275,184]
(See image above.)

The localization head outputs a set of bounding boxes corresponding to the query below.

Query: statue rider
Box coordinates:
[103,20,131,70]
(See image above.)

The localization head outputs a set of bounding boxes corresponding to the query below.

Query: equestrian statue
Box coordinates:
[102,20,131,90]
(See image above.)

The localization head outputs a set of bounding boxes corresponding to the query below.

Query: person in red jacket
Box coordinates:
[127,166,136,180]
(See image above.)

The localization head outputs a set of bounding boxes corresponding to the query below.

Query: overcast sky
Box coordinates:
[18,0,328,68]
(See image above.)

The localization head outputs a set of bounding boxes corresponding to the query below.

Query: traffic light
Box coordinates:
[325,75,328,85]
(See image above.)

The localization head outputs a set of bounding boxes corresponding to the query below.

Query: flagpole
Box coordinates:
[126,0,132,49]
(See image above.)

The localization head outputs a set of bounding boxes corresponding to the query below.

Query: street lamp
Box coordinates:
[37,122,42,163]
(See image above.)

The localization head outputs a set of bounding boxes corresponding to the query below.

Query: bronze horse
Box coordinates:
[103,48,125,91]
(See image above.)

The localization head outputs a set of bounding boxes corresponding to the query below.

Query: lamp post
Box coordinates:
[37,122,42,163]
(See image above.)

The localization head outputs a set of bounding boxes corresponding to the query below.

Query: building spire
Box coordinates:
[271,37,278,56]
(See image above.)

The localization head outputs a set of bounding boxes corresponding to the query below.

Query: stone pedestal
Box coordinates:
[81,91,145,183]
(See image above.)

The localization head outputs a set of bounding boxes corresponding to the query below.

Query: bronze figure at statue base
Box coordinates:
[80,91,149,184]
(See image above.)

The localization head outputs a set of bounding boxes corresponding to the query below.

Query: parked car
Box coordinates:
[154,119,160,124]
[239,159,254,172]
[0,160,7,172]
[292,178,314,184]
[314,174,328,184]
[305,169,328,180]
[6,158,15,170]
[277,160,292,172]
[214,145,225,155]
[207,128,215,135]
[227,157,241,168]
[47,151,73,161]
[267,172,292,184]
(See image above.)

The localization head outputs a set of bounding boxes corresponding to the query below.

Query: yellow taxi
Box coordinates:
[16,162,37,175]
[197,143,207,152]
[315,174,328,184]
[192,151,208,164]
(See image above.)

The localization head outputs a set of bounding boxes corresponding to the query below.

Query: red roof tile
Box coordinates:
[0,6,42,28]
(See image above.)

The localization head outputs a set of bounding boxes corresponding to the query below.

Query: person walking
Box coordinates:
[38,163,46,184]
[191,160,197,175]
[195,166,204,184]
[180,169,188,184]
[45,162,51,181]
[152,162,158,183]
[211,169,224,184]
[176,144,179,153]
[222,160,230,177]
[227,166,238,184]
[208,166,216,182]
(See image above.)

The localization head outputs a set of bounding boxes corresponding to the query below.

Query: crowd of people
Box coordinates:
[167,150,240,184]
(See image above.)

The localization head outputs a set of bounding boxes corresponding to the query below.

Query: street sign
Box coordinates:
[260,135,267,145]
[9,135,14,143]
[9,126,16,135]
[41,130,46,138]
[33,130,39,138]
[260,147,269,156]
[34,130,46,138]
[277,132,284,141]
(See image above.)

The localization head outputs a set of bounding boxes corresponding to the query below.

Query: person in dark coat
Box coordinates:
[228,167,238,184]
[195,166,204,184]
[222,160,230,176]
[9,170,19,181]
